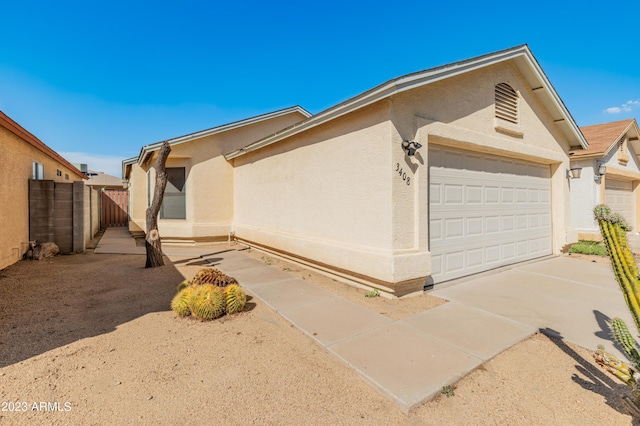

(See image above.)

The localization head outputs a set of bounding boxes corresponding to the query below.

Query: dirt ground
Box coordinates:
[0,247,637,425]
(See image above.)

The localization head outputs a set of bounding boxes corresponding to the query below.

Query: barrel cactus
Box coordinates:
[592,204,640,415]
[171,268,247,321]
[171,286,193,317]
[189,284,226,321]
[225,284,247,314]
[191,268,239,287]
[177,279,192,292]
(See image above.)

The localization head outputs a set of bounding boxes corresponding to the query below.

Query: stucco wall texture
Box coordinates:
[0,126,85,270]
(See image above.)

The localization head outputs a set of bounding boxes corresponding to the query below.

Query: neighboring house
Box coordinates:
[570,118,640,238]
[83,170,126,190]
[0,110,87,270]
[124,45,588,296]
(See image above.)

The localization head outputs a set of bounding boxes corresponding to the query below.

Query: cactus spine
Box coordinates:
[225,284,246,314]
[171,286,193,317]
[593,204,640,415]
[189,284,226,321]
[191,267,239,287]
[612,318,640,368]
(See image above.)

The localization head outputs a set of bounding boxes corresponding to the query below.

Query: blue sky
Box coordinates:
[1,1,639,177]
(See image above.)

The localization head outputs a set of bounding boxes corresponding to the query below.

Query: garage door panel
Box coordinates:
[485,216,500,233]
[431,254,443,275]
[444,218,464,238]
[467,217,484,235]
[429,146,552,283]
[445,252,465,272]
[503,243,516,259]
[605,179,635,230]
[429,183,442,204]
[435,229,550,251]
[468,248,483,267]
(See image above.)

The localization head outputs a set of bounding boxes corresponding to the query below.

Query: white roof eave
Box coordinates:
[136,106,311,165]
[225,45,588,160]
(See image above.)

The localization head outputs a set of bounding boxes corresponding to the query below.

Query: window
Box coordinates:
[160,167,186,219]
[56,169,62,177]
[65,173,69,180]
[32,161,44,180]
[495,83,518,124]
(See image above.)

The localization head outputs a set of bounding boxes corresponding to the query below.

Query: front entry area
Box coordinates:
[429,146,552,283]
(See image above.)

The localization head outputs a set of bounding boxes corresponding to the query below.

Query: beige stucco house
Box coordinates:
[569,118,640,238]
[0,110,87,270]
[123,107,312,239]
[124,45,588,296]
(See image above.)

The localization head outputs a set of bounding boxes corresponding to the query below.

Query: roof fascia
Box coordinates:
[136,106,310,166]
[224,45,588,160]
[597,120,637,158]
[122,157,137,180]
[513,53,588,150]
[569,152,604,160]
[0,111,87,180]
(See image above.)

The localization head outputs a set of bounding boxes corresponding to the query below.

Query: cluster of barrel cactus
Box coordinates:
[592,204,640,416]
[171,267,246,321]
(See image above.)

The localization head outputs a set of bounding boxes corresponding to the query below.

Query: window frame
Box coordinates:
[32,161,44,180]
[160,167,187,220]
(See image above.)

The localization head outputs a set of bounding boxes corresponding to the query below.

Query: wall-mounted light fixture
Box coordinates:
[594,162,606,183]
[568,167,582,179]
[402,140,422,156]
[598,163,607,176]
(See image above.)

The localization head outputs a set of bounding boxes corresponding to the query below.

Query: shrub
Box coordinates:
[568,240,607,256]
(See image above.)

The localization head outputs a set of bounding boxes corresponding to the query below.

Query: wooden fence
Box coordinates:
[101,190,128,228]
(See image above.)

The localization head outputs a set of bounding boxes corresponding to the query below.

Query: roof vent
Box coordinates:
[495,83,518,124]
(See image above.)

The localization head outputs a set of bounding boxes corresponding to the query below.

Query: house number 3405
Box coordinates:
[395,163,411,185]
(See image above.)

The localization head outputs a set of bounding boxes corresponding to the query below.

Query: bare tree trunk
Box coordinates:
[145,141,171,268]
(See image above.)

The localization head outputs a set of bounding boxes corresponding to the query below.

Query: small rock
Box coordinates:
[32,242,60,260]
[148,396,153,400]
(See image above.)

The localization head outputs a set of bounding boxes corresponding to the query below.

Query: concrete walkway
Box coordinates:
[95,228,631,413]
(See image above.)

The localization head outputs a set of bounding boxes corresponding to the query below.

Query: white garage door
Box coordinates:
[605,179,635,230]
[429,146,552,283]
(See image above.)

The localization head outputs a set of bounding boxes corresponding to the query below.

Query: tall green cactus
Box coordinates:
[593,204,640,416]
[594,204,640,330]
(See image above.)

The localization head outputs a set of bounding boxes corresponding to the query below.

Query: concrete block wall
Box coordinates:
[54,182,74,253]
[73,182,85,252]
[28,180,55,245]
[83,186,100,247]
[29,180,89,254]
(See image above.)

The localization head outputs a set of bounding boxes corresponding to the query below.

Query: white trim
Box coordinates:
[122,156,137,180]
[135,106,311,166]
[224,45,588,160]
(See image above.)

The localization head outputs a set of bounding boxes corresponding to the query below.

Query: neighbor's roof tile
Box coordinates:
[575,118,635,156]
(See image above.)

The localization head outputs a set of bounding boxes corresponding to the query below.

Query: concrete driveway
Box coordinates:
[431,256,634,361]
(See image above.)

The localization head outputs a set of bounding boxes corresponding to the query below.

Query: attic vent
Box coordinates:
[495,83,518,124]
[618,136,630,166]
